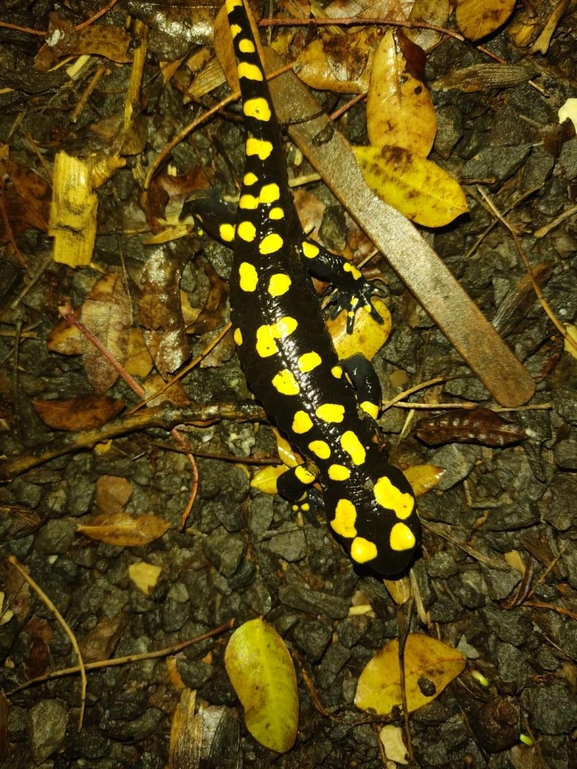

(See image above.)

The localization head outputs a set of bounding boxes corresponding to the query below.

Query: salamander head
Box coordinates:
[324,463,420,577]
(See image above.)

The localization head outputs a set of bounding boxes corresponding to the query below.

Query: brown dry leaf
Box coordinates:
[296,28,382,94]
[95,475,133,515]
[325,0,407,20]
[139,243,191,378]
[432,63,532,92]
[47,318,82,355]
[79,612,127,663]
[455,0,516,42]
[0,505,41,540]
[32,394,125,431]
[186,261,229,335]
[77,511,170,547]
[170,688,202,768]
[36,14,131,69]
[0,159,51,239]
[142,372,190,407]
[353,144,468,226]
[415,408,528,447]
[0,692,8,766]
[81,272,131,393]
[367,29,436,155]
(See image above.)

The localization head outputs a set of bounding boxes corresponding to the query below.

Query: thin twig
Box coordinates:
[8,556,87,728]
[8,619,235,695]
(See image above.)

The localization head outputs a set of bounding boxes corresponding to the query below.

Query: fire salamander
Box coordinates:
[190,0,420,576]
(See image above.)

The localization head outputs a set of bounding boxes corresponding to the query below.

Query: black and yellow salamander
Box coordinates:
[192,0,420,576]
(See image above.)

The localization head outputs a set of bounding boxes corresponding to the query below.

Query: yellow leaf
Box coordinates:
[456,0,516,42]
[225,617,298,753]
[49,151,97,267]
[403,463,444,497]
[326,297,392,362]
[77,511,170,547]
[563,324,577,359]
[296,28,381,94]
[250,464,284,495]
[355,633,466,715]
[128,561,162,594]
[353,145,468,227]
[367,29,436,156]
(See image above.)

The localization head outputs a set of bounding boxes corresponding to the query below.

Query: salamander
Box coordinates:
[192,0,420,576]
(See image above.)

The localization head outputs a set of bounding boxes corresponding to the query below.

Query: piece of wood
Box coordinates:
[264,49,535,408]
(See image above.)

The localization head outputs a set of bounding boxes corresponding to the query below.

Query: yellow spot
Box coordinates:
[301,503,310,512]
[229,23,241,38]
[331,366,343,379]
[219,222,235,242]
[259,233,283,254]
[315,403,345,423]
[351,537,378,564]
[269,207,284,220]
[272,369,300,395]
[340,431,366,466]
[390,522,416,553]
[295,465,315,484]
[244,97,271,122]
[260,183,280,203]
[297,351,321,373]
[226,0,242,13]
[255,316,297,358]
[246,137,273,160]
[328,464,350,481]
[292,410,313,434]
[268,273,291,296]
[244,172,258,186]
[360,400,379,420]
[237,221,256,242]
[238,62,263,81]
[302,241,319,259]
[239,262,258,292]
[239,194,259,210]
[238,38,255,54]
[343,261,362,279]
[330,499,357,538]
[308,440,331,460]
[374,476,414,519]
[256,325,278,358]
[233,328,243,346]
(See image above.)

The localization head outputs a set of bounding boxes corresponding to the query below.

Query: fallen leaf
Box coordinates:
[352,144,468,226]
[415,408,528,447]
[225,617,298,753]
[32,394,125,431]
[95,476,133,515]
[296,28,382,94]
[80,272,131,393]
[128,561,162,594]
[407,0,451,51]
[326,296,392,362]
[355,633,466,715]
[77,511,170,547]
[367,29,436,155]
[456,0,516,42]
[403,464,444,497]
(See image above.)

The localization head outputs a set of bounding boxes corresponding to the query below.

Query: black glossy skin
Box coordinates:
[221,0,420,576]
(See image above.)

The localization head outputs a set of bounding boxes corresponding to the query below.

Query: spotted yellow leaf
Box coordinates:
[353,145,468,227]
[456,0,516,42]
[225,617,298,753]
[355,633,466,715]
[367,29,436,156]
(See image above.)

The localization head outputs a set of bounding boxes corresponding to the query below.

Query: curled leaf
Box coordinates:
[225,617,298,753]
[415,408,527,447]
[352,145,468,226]
[77,511,170,547]
[355,633,466,715]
